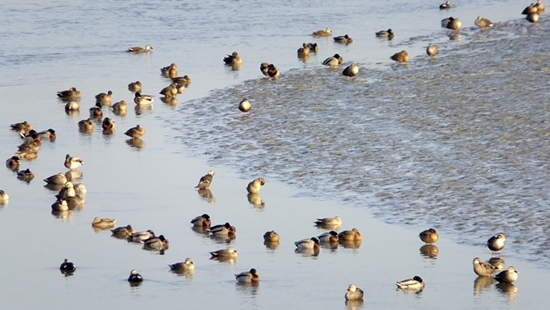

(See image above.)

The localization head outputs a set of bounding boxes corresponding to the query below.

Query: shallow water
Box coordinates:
[1,0,549,309]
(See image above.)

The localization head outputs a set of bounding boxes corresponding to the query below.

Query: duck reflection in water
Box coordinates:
[473,276,495,296]
[247,193,264,208]
[126,138,145,149]
[197,189,215,205]
[488,257,505,271]
[345,299,364,310]
[419,244,439,259]
[496,282,517,301]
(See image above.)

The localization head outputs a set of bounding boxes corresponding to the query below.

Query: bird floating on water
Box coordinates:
[247,178,265,194]
[396,276,425,291]
[312,27,332,36]
[345,284,364,300]
[126,44,152,53]
[419,228,439,244]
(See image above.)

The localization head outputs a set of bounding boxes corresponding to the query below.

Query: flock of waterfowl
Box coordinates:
[2,1,539,302]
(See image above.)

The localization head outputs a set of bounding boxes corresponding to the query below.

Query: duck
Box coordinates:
[209,222,237,236]
[111,225,135,238]
[475,16,493,29]
[65,101,80,111]
[102,117,115,131]
[439,1,451,9]
[169,258,195,271]
[128,269,143,282]
[64,195,85,209]
[195,170,215,189]
[238,99,252,114]
[126,44,152,53]
[441,17,462,30]
[143,235,169,250]
[91,217,116,229]
[312,27,332,36]
[112,100,127,113]
[43,173,67,185]
[0,190,10,203]
[235,268,259,283]
[78,118,94,131]
[19,130,40,143]
[494,266,518,283]
[124,125,145,139]
[314,216,342,226]
[247,178,265,194]
[95,90,113,106]
[419,228,439,244]
[129,230,155,242]
[128,81,142,92]
[345,284,364,300]
[159,84,178,97]
[396,276,425,291]
[57,87,81,100]
[526,12,539,23]
[134,92,153,105]
[318,231,339,243]
[56,182,75,196]
[338,228,362,241]
[427,43,438,57]
[535,0,545,10]
[523,3,538,14]
[342,64,359,78]
[10,121,33,134]
[322,54,343,67]
[297,43,310,58]
[59,259,76,272]
[375,29,394,39]
[267,64,280,80]
[171,74,192,84]
[390,50,409,63]
[487,233,505,255]
[260,63,270,76]
[473,257,499,277]
[294,237,320,250]
[38,129,56,140]
[191,214,211,228]
[5,156,19,170]
[160,63,178,78]
[223,52,243,65]
[17,168,34,181]
[89,102,103,118]
[263,231,280,242]
[333,34,353,44]
[51,199,69,211]
[64,154,83,170]
[17,142,40,154]
[307,43,318,53]
[210,246,238,259]
[0,189,10,204]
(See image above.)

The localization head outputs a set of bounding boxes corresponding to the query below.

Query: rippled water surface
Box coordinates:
[1,0,549,309]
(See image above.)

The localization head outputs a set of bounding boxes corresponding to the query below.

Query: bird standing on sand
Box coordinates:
[494,266,518,283]
[487,233,505,255]
[238,99,252,114]
[345,284,364,300]
[473,257,499,277]
[419,228,439,244]
[391,50,409,63]
[247,178,265,194]
[322,54,343,67]
[342,64,359,78]
[427,43,438,57]
[475,16,493,30]
[125,125,145,139]
[195,170,215,189]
